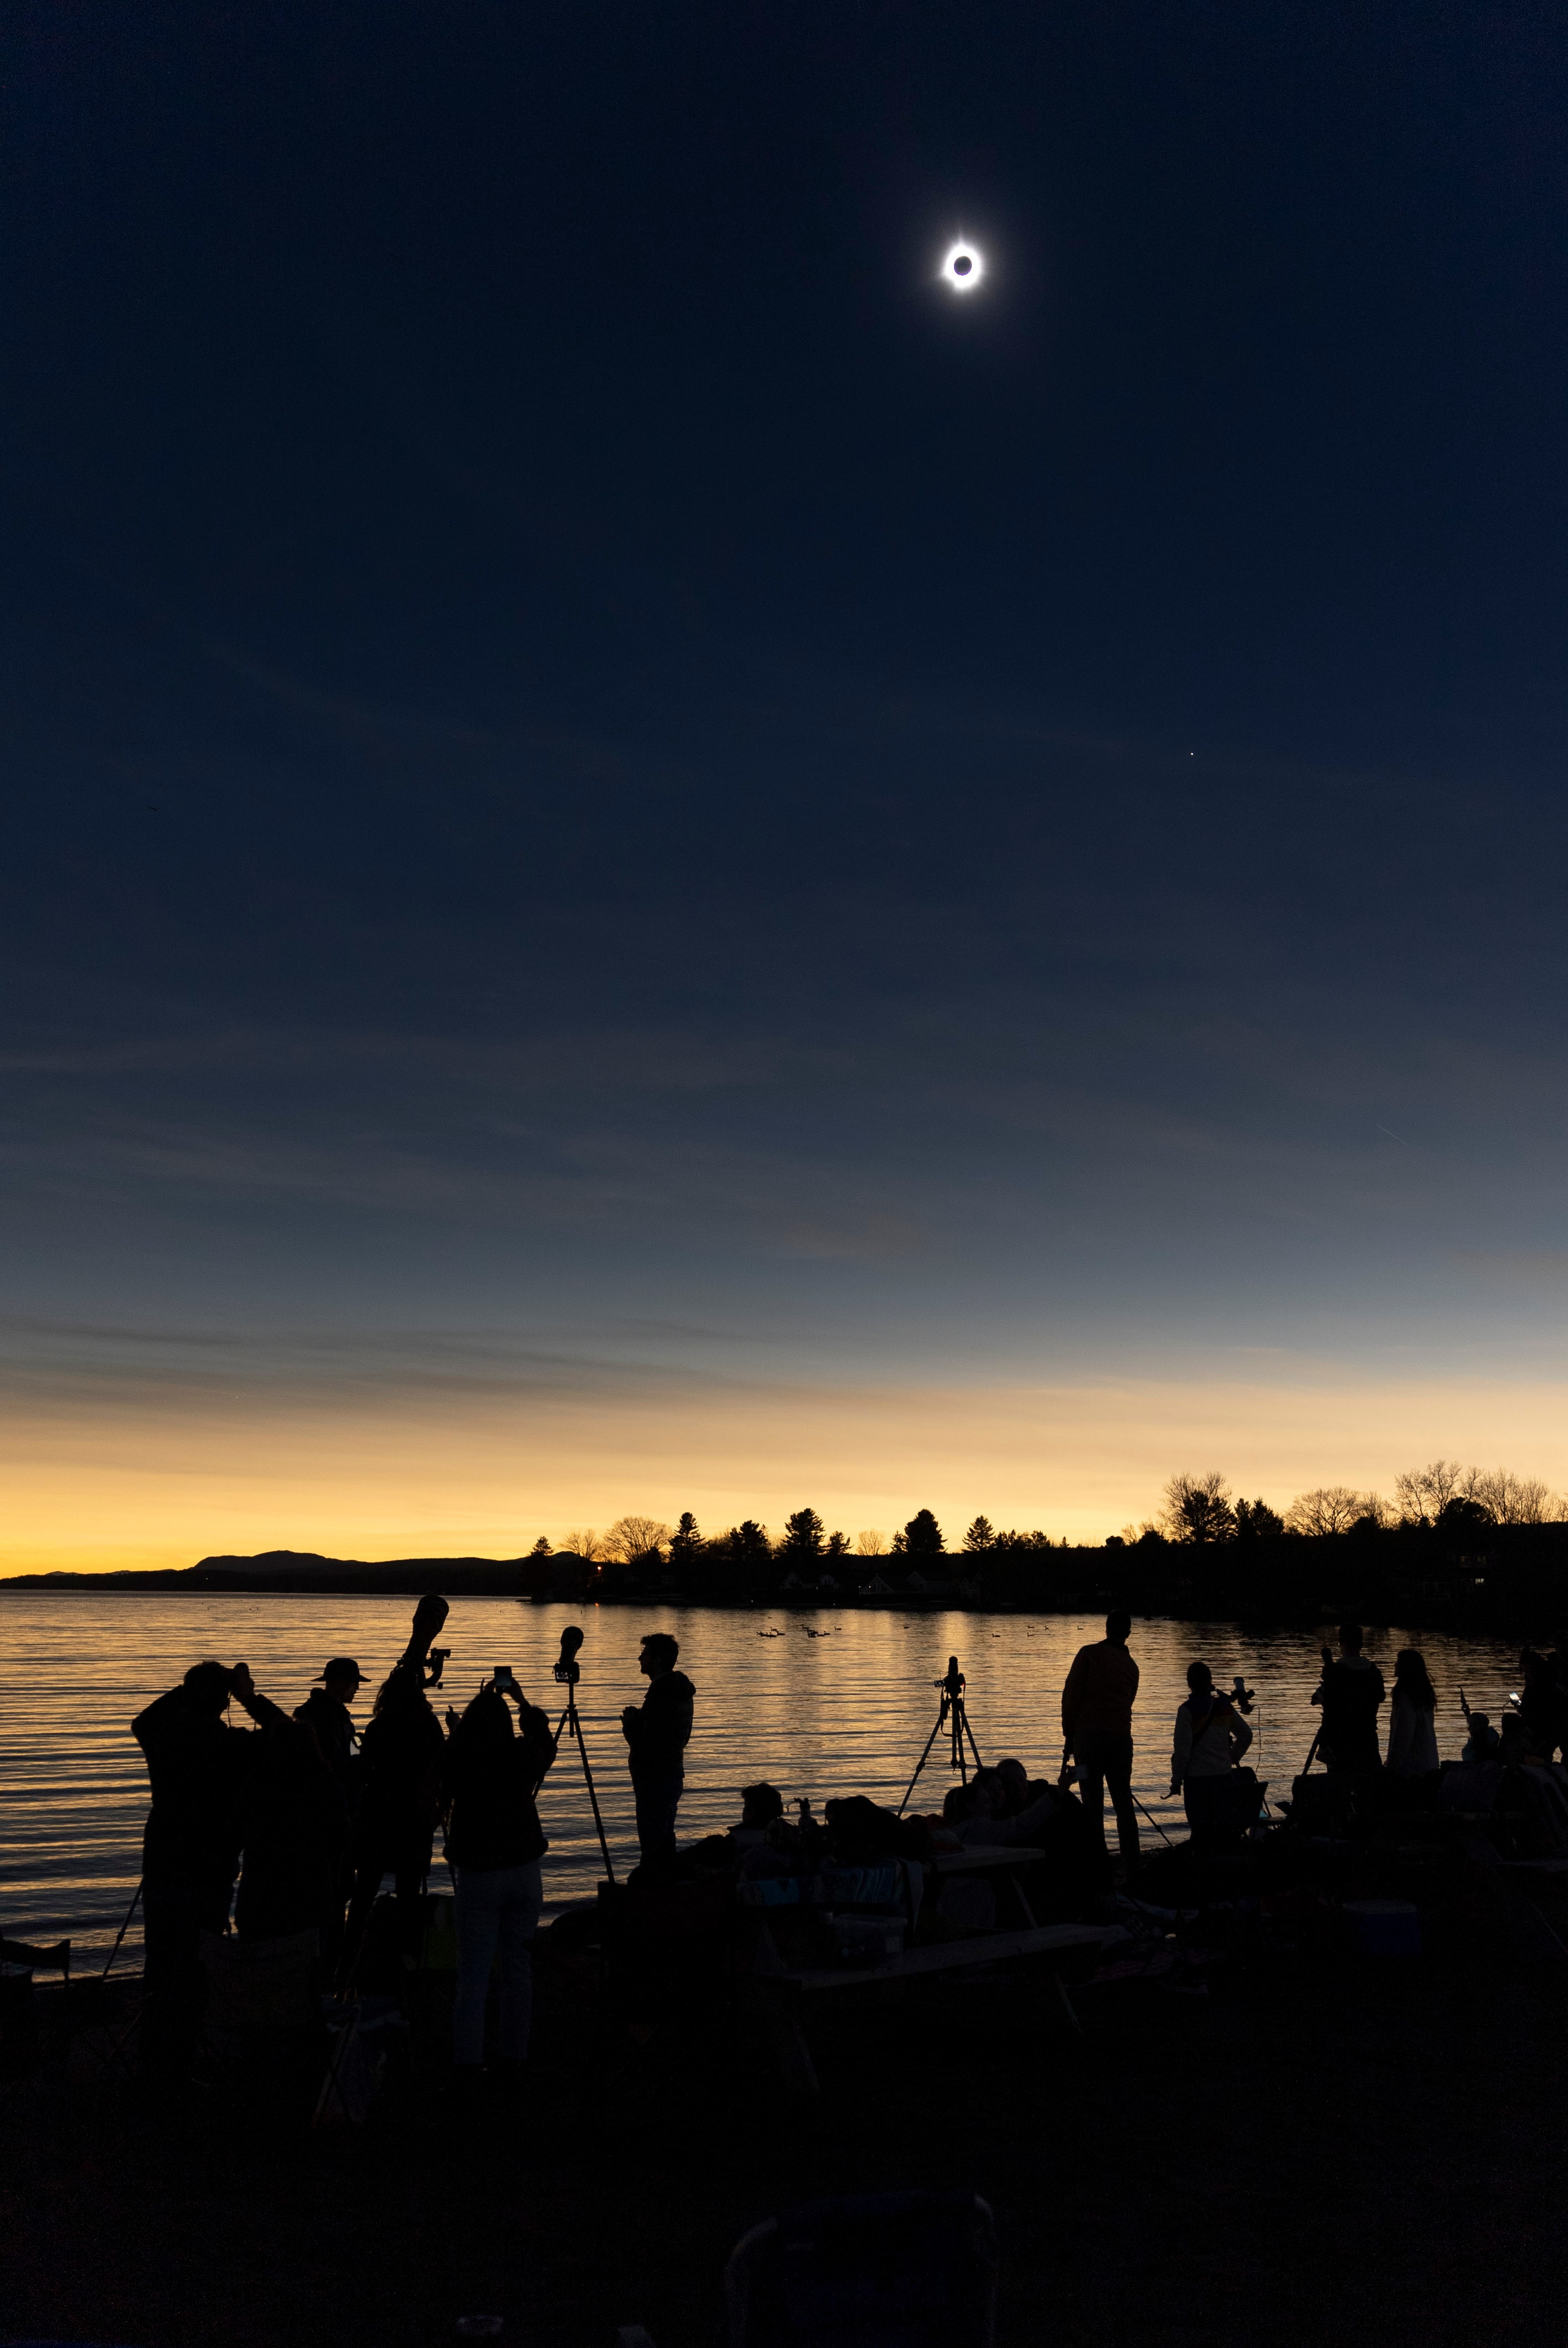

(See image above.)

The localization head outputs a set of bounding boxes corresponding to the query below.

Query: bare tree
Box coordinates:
[855,1530,888,1556]
[561,1527,606,1560]
[1393,1460,1467,1526]
[603,1515,672,1564]
[1160,1471,1236,1544]
[1466,1469,1557,1526]
[1286,1486,1386,1536]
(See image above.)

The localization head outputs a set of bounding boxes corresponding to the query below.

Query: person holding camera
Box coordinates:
[444,1673,557,2086]
[621,1631,695,1866]
[132,1658,290,2084]
[1169,1662,1254,1844]
[342,1594,452,1986]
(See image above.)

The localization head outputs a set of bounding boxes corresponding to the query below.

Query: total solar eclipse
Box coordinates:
[942,241,984,292]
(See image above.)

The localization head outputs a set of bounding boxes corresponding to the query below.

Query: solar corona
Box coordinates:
[942,241,983,292]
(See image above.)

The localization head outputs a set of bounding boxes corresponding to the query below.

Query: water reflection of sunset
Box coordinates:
[0,1591,1529,1959]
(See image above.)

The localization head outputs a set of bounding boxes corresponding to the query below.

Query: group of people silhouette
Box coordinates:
[131,1597,1564,2088]
[1055,1611,1568,1870]
[131,1596,695,2088]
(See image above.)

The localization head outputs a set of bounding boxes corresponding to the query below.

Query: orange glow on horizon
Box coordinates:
[6,1368,1568,1575]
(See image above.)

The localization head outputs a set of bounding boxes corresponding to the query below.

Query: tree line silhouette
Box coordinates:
[528,1461,1568,1630]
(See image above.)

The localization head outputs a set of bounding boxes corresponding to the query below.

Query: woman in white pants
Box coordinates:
[444,1679,556,2082]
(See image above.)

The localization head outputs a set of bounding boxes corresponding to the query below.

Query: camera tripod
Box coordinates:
[550,1627,617,1884]
[898,1654,983,1816]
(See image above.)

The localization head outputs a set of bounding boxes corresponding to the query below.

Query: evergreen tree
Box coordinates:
[780,1506,826,1557]
[961,1516,996,1551]
[902,1508,945,1559]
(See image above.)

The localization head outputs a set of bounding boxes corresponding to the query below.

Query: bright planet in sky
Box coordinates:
[942,241,983,292]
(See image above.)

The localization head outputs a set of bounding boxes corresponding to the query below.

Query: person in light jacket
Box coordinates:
[1168,1662,1254,1839]
[1386,1648,1440,1777]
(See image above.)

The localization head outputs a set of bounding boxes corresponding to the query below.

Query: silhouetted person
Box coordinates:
[293,1657,363,1979]
[235,1709,348,1962]
[132,1658,288,2084]
[444,1676,556,2084]
[1517,1645,1568,1762]
[1386,1649,1440,1777]
[993,1757,1051,1813]
[621,1631,695,1866]
[342,1595,451,1985]
[294,1657,363,1810]
[953,1767,1075,1847]
[1061,1610,1141,1868]
[1311,1625,1385,1774]
[1462,1711,1501,1762]
[1169,1662,1254,1841]
[726,1781,785,1852]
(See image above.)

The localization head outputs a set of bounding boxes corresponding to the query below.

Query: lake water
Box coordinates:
[0,1593,1526,1961]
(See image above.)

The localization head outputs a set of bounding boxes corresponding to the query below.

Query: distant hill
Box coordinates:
[2,1567,199,1589]
[2,1549,571,1595]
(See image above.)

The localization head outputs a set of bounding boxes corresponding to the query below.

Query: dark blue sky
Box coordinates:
[5,3,1568,1558]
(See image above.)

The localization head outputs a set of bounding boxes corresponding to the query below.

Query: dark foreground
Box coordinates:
[6,1865,1568,2348]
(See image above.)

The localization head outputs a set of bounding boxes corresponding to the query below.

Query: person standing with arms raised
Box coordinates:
[342,1594,451,1985]
[1061,1609,1141,1872]
[132,1658,291,2087]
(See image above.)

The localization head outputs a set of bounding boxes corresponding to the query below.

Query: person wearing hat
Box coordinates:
[295,1659,364,1804]
[295,1658,363,1983]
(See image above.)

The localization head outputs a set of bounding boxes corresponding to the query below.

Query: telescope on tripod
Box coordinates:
[897,1655,983,1816]
[546,1624,616,1884]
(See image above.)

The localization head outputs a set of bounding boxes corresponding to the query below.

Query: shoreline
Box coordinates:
[0,1575,1534,1639]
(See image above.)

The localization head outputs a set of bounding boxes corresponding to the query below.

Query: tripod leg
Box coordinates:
[100,1879,143,1983]
[570,1693,618,1884]
[898,1708,948,1816]
[962,1700,983,1772]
